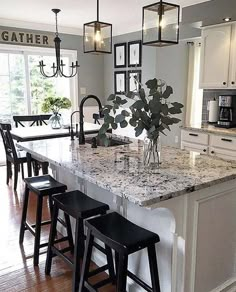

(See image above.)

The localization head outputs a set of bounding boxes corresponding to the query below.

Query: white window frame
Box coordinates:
[0,43,78,114]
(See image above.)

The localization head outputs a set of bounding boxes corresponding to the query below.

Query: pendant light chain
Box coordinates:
[97,0,99,22]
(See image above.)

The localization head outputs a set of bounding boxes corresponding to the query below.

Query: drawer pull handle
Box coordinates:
[223,82,226,85]
[203,149,206,152]
[189,133,198,137]
[221,138,232,142]
[211,151,215,154]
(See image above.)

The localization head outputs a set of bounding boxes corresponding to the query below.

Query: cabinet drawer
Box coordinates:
[209,135,236,151]
[181,141,208,155]
[209,147,236,161]
[181,130,209,145]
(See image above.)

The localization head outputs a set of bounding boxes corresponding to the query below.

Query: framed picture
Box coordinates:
[114,43,126,68]
[128,40,142,67]
[114,71,126,94]
[128,70,142,92]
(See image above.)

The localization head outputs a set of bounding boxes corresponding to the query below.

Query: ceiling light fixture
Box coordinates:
[223,17,231,22]
[83,0,112,54]
[39,9,79,78]
[142,0,180,47]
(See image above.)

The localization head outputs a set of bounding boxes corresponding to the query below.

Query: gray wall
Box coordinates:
[0,26,105,106]
[104,31,189,147]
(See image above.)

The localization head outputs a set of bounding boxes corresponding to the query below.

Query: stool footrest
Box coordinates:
[127,270,152,292]
[25,222,35,236]
[52,246,73,268]
[93,241,106,254]
[31,220,51,228]
[88,264,109,278]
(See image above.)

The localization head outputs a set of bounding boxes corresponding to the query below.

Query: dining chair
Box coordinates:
[39,114,51,126]
[13,115,41,128]
[0,123,27,191]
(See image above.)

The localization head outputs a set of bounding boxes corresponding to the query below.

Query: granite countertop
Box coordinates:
[17,135,236,207]
[181,124,236,137]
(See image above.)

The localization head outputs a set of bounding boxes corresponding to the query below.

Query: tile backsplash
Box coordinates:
[202,89,236,122]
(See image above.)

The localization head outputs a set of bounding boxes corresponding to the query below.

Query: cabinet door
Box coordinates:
[200,25,231,89]
[181,141,208,155]
[229,24,236,88]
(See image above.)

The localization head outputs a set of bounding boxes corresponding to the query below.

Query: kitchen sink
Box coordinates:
[85,136,131,147]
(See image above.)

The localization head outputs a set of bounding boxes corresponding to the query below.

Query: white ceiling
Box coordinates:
[0,0,210,36]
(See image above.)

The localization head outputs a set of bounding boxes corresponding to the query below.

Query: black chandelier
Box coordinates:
[39,9,79,78]
[83,0,112,54]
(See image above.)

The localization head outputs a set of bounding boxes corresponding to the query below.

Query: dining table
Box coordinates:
[11,122,102,142]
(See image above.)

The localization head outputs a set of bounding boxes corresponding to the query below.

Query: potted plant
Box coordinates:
[98,77,183,167]
[41,96,71,129]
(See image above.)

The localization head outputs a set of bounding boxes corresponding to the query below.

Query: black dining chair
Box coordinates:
[39,114,51,126]
[13,115,41,128]
[0,123,27,190]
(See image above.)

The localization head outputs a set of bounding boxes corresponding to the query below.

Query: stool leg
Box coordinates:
[19,186,29,244]
[45,204,59,275]
[34,196,43,266]
[115,251,119,283]
[105,245,115,284]
[64,213,74,253]
[78,229,94,292]
[73,219,85,292]
[48,196,54,218]
[116,253,128,292]
[42,162,49,175]
[147,245,161,292]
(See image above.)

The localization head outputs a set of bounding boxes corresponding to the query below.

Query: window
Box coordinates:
[0,44,78,122]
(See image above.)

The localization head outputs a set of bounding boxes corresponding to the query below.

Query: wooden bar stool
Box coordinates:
[45,190,114,292]
[19,175,73,266]
[79,212,161,292]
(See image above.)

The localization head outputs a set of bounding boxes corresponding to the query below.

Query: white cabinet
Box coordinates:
[200,25,232,89]
[181,129,236,161]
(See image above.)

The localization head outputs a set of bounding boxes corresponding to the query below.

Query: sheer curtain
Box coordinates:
[185,41,203,127]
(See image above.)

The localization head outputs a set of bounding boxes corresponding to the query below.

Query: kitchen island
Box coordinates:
[18,136,236,292]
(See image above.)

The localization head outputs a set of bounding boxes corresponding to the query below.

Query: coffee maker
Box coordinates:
[217,95,236,128]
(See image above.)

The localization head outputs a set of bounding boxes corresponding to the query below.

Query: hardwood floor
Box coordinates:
[0,166,115,291]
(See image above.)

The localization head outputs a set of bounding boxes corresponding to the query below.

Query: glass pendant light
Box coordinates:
[142,0,180,47]
[83,0,112,54]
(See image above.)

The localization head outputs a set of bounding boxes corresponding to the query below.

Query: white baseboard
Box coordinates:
[209,277,236,292]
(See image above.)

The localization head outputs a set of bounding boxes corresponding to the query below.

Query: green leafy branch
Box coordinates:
[41,96,71,113]
[98,78,183,143]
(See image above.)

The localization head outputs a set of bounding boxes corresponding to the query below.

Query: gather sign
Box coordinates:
[0,29,54,47]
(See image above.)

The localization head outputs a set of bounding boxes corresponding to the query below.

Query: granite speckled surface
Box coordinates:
[18,136,236,207]
[181,124,236,137]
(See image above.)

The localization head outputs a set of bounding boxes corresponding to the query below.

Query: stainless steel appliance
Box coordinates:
[217,95,236,128]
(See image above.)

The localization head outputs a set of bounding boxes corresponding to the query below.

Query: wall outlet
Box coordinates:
[80,87,86,95]
[175,135,179,143]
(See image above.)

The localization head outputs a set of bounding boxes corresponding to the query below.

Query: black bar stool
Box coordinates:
[79,212,161,292]
[45,190,115,292]
[19,175,73,266]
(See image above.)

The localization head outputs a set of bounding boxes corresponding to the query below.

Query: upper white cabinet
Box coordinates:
[200,25,232,89]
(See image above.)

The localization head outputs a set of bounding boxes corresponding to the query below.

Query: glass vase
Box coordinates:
[143,136,161,167]
[49,112,62,129]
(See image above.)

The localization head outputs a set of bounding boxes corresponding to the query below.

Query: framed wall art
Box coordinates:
[114,71,126,94]
[128,70,142,92]
[114,43,126,68]
[128,40,142,67]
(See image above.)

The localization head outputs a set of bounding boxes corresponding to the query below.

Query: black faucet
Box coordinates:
[79,95,103,144]
[70,110,80,140]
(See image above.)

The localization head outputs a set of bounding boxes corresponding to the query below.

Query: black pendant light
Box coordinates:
[39,9,79,78]
[83,0,112,54]
[142,0,180,47]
